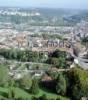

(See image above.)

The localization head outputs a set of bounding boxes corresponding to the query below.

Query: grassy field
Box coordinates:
[0,87,70,100]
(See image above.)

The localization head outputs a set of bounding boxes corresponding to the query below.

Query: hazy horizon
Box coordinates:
[0,0,88,10]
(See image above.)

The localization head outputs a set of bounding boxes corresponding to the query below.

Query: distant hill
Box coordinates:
[0,7,88,26]
[64,11,88,24]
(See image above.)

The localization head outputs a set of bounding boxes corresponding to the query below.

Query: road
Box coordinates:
[10,68,70,73]
[69,49,88,70]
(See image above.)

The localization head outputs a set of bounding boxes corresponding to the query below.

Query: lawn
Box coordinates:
[14,87,70,100]
[37,88,69,100]
[0,87,70,100]
[0,87,32,99]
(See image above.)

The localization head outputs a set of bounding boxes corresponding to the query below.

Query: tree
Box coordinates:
[47,57,66,68]
[47,50,67,68]
[58,57,66,68]
[68,68,88,100]
[39,94,48,100]
[0,65,9,86]
[47,71,59,80]
[31,96,38,100]
[56,73,66,95]
[8,87,15,100]
[73,47,80,57]
[56,96,61,100]
[51,50,66,58]
[47,57,59,66]
[81,35,88,49]
[19,74,32,90]
[30,78,39,94]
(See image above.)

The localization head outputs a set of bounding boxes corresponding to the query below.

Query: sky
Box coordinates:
[0,0,88,9]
